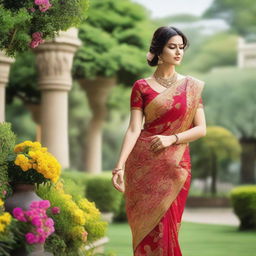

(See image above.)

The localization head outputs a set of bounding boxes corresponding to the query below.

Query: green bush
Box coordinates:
[61,169,88,200]
[86,174,122,214]
[230,185,256,230]
[113,194,127,222]
[0,122,16,199]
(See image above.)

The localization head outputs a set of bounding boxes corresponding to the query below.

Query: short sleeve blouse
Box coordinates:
[130,81,143,111]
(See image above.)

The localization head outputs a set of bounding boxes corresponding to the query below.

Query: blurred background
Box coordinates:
[2,0,256,255]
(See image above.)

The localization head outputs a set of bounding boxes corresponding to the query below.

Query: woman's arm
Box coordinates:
[114,109,144,169]
[150,107,206,152]
[175,107,207,144]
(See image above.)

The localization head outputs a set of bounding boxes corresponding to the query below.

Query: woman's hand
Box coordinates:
[111,169,125,193]
[150,135,176,153]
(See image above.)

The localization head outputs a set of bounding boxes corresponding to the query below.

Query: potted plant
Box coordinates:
[5,139,62,212]
[0,0,89,57]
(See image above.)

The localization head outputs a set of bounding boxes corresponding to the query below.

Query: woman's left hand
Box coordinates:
[150,135,176,152]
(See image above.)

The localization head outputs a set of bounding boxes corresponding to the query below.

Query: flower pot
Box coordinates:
[5,184,53,256]
[5,184,42,212]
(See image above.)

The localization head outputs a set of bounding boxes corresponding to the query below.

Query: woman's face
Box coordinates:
[159,35,185,65]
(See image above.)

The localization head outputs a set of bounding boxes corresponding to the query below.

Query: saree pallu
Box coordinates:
[124,75,205,256]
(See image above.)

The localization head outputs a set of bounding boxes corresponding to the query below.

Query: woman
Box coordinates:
[111,26,206,256]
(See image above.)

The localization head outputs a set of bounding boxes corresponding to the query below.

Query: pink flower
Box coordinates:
[29,32,45,49]
[45,218,54,227]
[39,200,50,209]
[25,233,38,244]
[51,206,60,215]
[31,216,43,227]
[29,7,36,12]
[36,227,45,235]
[34,0,52,12]
[13,208,27,222]
[32,32,43,40]
[3,190,7,196]
[37,235,46,243]
[30,201,40,209]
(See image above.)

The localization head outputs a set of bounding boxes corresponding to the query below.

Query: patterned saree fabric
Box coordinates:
[124,75,205,256]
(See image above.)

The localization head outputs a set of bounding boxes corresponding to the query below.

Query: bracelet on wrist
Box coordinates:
[174,134,179,144]
[112,167,124,174]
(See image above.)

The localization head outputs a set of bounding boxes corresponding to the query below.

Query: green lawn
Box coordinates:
[105,222,256,256]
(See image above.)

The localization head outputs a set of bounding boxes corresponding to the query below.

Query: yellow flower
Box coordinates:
[0,199,3,207]
[0,212,12,232]
[13,140,62,182]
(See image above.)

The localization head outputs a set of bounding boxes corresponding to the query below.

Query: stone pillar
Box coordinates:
[237,36,256,68]
[33,28,81,168]
[0,51,15,122]
[25,103,41,142]
[78,77,116,173]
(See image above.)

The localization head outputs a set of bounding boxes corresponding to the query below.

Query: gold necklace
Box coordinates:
[153,71,178,88]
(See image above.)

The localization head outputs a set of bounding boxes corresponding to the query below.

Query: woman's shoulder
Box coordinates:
[186,74,205,88]
[131,78,148,90]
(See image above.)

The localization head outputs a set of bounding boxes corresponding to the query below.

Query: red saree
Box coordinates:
[124,75,205,256]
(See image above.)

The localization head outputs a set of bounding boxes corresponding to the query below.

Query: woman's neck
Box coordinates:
[154,64,176,78]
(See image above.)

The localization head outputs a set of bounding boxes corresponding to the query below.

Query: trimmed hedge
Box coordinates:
[86,174,122,214]
[230,185,256,230]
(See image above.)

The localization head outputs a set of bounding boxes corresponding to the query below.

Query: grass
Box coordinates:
[105,222,256,256]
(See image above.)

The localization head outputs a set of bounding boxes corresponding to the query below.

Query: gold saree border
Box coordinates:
[144,76,188,124]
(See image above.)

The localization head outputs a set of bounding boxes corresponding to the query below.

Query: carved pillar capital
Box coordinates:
[34,28,81,91]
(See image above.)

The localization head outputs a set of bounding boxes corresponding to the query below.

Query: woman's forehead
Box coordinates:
[167,35,183,44]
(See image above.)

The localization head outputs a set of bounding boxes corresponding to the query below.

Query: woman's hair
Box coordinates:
[147,26,189,66]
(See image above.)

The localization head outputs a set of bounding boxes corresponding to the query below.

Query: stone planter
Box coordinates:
[84,237,109,254]
[101,212,114,223]
[5,184,53,256]
[5,184,42,212]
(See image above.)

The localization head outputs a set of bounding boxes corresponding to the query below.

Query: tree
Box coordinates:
[182,32,237,73]
[191,126,241,195]
[201,67,256,184]
[203,0,256,38]
[73,0,152,83]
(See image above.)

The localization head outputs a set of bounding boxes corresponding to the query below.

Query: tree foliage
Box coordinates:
[73,0,153,84]
[191,126,241,194]
[203,0,256,38]
[201,67,256,139]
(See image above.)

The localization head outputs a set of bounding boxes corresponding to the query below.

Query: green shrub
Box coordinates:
[86,174,122,214]
[61,169,88,199]
[230,185,256,230]
[113,194,127,222]
[0,122,16,199]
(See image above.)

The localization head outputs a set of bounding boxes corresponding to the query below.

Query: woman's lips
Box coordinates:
[174,57,180,60]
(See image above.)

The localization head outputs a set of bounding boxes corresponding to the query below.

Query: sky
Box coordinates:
[132,0,214,18]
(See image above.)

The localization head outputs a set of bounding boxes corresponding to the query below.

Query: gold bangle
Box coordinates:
[112,168,123,174]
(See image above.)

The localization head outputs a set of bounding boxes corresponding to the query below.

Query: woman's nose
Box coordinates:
[176,48,181,55]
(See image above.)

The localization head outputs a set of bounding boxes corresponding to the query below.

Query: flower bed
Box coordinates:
[0,122,108,255]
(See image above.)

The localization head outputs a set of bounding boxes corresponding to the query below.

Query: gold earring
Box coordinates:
[158,56,163,65]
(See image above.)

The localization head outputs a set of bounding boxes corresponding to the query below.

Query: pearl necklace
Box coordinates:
[153,71,178,88]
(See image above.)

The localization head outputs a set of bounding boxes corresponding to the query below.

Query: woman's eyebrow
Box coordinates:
[168,43,184,46]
